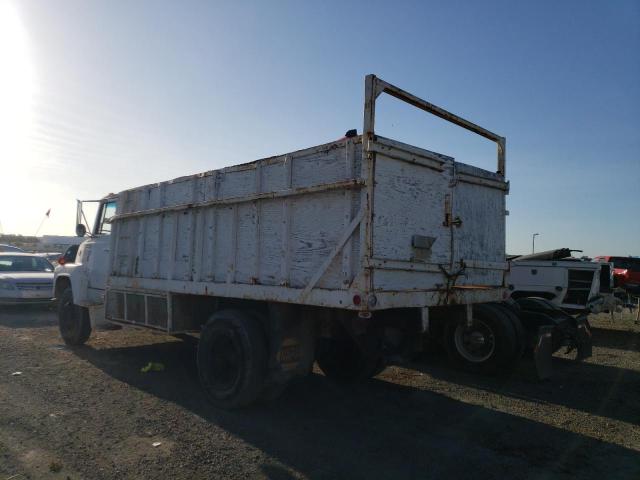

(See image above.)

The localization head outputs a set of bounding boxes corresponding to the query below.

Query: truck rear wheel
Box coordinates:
[444,303,520,374]
[58,287,92,346]
[197,310,268,409]
[315,326,384,382]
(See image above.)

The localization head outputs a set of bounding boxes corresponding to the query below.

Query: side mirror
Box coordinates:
[75,223,87,237]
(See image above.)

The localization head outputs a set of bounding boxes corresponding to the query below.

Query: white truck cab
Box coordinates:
[53,195,117,327]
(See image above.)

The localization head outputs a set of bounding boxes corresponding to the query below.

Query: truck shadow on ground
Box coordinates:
[408,350,640,427]
[589,326,639,353]
[72,338,640,480]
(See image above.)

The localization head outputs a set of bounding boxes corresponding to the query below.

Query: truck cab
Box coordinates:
[53,195,117,326]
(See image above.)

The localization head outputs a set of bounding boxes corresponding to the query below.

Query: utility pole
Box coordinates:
[532,233,540,254]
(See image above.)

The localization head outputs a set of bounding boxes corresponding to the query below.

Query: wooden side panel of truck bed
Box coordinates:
[111,139,364,293]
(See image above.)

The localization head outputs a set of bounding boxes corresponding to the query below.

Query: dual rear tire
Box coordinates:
[315,303,525,381]
[197,310,269,409]
[197,309,390,408]
[315,303,526,380]
[444,302,525,374]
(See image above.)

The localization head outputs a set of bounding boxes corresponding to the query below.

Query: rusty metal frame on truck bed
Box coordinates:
[362,74,506,176]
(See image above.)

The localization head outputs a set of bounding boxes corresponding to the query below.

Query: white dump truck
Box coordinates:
[54,75,590,407]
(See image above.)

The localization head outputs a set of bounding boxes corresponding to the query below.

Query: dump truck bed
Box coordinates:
[105,75,509,327]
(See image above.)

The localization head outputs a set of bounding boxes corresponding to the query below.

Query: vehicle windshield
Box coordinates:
[0,255,54,273]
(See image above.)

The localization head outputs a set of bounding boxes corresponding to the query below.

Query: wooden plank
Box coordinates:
[341,139,354,286]
[254,161,262,284]
[193,181,207,282]
[112,179,364,221]
[186,178,199,280]
[280,156,292,286]
[120,191,133,276]
[135,188,149,277]
[207,208,217,282]
[153,183,166,278]
[167,212,179,281]
[206,172,220,281]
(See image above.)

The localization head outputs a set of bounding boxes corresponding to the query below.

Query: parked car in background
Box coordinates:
[0,244,25,253]
[0,253,55,305]
[594,256,640,293]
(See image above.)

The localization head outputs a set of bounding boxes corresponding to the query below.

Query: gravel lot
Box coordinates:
[1,307,639,479]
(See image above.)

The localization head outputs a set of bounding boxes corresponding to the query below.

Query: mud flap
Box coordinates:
[574,316,592,361]
[534,326,554,380]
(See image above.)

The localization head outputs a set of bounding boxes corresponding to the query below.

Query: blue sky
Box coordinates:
[1,0,638,256]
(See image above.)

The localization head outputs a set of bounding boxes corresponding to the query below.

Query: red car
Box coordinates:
[594,256,640,293]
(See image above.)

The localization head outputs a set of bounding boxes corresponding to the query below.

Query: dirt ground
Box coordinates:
[0,307,639,479]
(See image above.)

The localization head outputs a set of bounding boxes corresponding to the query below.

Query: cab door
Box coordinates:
[85,200,116,303]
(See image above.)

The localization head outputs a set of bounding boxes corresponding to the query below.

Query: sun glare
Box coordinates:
[0,1,35,162]
[0,1,38,234]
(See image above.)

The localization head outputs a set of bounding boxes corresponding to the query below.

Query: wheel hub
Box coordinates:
[453,319,496,363]
[209,333,242,394]
[468,331,485,346]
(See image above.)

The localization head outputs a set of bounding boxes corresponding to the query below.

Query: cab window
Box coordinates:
[97,201,117,235]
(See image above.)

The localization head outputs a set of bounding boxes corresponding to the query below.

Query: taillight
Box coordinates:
[58,257,65,265]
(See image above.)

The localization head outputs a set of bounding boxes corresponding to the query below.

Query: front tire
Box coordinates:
[57,287,92,346]
[197,310,268,409]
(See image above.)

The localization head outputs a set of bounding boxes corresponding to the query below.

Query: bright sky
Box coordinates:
[0,0,638,256]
